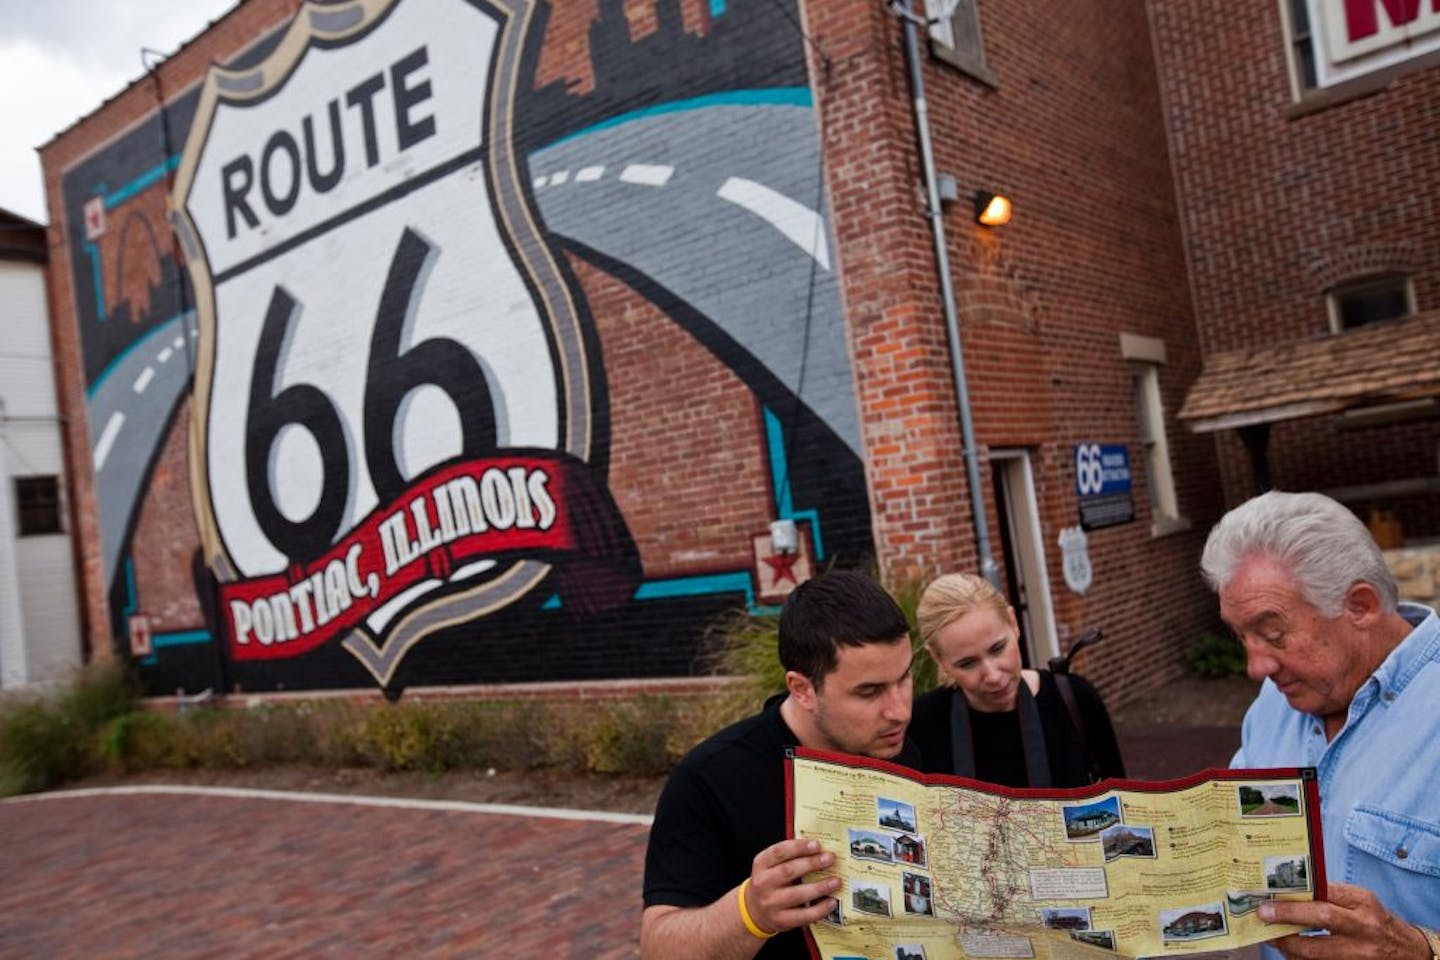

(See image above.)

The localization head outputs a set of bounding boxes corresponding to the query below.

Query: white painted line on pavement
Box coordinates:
[3,784,655,826]
[619,163,674,186]
[93,413,125,470]
[549,169,570,184]
[575,165,605,182]
[172,336,184,349]
[717,176,831,270]
[532,175,548,188]
[157,346,174,363]
[133,367,155,394]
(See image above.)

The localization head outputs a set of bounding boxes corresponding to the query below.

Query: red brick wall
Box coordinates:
[573,254,772,575]
[807,0,1226,704]
[1148,1,1440,536]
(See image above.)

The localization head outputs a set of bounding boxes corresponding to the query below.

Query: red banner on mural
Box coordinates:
[219,451,638,660]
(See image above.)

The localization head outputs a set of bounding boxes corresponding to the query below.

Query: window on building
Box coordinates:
[1120,334,1188,536]
[925,0,995,85]
[1328,275,1414,332]
[1281,0,1318,94]
[15,476,62,536]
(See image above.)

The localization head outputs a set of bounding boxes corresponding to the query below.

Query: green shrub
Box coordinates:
[62,663,139,730]
[582,697,679,776]
[0,663,139,794]
[0,699,87,794]
[1184,632,1248,679]
[701,574,939,702]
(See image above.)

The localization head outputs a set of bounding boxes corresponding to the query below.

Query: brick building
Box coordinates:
[1152,1,1440,541]
[38,0,1228,703]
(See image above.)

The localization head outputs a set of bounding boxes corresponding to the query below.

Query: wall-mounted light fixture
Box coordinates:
[973,190,1012,227]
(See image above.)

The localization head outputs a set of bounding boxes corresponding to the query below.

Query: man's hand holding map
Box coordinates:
[787,748,1325,960]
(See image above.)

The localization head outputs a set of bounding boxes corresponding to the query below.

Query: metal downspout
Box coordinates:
[894,0,1000,587]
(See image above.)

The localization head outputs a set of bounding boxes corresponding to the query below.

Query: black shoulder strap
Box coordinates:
[949,684,1051,787]
[1052,672,1101,782]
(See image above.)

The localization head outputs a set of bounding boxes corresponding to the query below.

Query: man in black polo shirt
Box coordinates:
[641,570,919,959]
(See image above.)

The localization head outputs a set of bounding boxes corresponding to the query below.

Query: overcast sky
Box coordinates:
[0,0,237,224]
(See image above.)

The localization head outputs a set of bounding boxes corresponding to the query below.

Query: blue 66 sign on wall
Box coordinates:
[171,0,638,687]
[1073,443,1135,531]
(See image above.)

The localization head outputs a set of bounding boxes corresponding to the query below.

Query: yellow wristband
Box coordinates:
[737,878,777,940]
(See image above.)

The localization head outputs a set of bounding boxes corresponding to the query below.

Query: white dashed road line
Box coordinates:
[132,367,155,394]
[93,413,126,471]
[619,163,674,186]
[716,176,830,269]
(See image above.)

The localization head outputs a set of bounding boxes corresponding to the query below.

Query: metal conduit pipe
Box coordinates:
[891,0,1000,587]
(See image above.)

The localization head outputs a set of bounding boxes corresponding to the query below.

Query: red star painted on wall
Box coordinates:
[763,550,800,586]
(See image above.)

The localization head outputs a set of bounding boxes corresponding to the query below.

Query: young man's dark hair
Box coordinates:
[778,570,911,683]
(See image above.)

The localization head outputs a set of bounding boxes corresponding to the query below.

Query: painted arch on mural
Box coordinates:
[61,0,870,693]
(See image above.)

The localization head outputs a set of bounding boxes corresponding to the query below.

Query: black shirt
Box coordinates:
[909,672,1126,788]
[643,694,921,959]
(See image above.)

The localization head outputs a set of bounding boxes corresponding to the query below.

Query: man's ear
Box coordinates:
[1342,581,1384,625]
[785,669,818,709]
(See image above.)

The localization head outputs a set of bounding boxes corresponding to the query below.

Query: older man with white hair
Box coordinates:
[1202,490,1440,959]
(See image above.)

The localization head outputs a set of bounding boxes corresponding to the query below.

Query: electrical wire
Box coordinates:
[766,2,837,522]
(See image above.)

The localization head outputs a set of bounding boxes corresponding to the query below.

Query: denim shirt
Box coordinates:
[1232,602,1440,953]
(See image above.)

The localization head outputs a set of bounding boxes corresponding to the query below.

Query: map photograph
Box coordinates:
[1072,929,1117,949]
[1062,795,1122,840]
[1225,889,1274,917]
[1264,855,1310,892]
[1238,782,1302,817]
[1041,906,1093,931]
[893,832,927,867]
[902,872,934,916]
[851,879,893,917]
[849,828,896,864]
[879,796,918,832]
[1101,823,1157,862]
[1159,901,1228,943]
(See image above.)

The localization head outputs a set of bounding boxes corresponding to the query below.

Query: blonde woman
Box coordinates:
[910,573,1124,787]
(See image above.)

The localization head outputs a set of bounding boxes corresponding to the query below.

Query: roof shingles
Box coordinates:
[1179,311,1440,431]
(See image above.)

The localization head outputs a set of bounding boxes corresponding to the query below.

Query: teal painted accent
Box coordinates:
[86,312,188,399]
[541,88,811,149]
[153,630,213,648]
[545,576,776,614]
[83,242,107,322]
[762,407,826,559]
[635,571,752,602]
[120,557,145,664]
[636,572,768,613]
[106,155,181,208]
[122,557,137,618]
[789,508,823,559]
[764,408,793,515]
[709,0,726,15]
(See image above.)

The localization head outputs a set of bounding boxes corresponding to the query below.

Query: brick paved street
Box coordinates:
[0,789,651,959]
[0,723,1260,959]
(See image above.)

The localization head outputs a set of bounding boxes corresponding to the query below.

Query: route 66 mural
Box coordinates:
[62,0,871,693]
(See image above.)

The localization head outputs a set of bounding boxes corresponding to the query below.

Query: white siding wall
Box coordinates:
[0,257,83,688]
